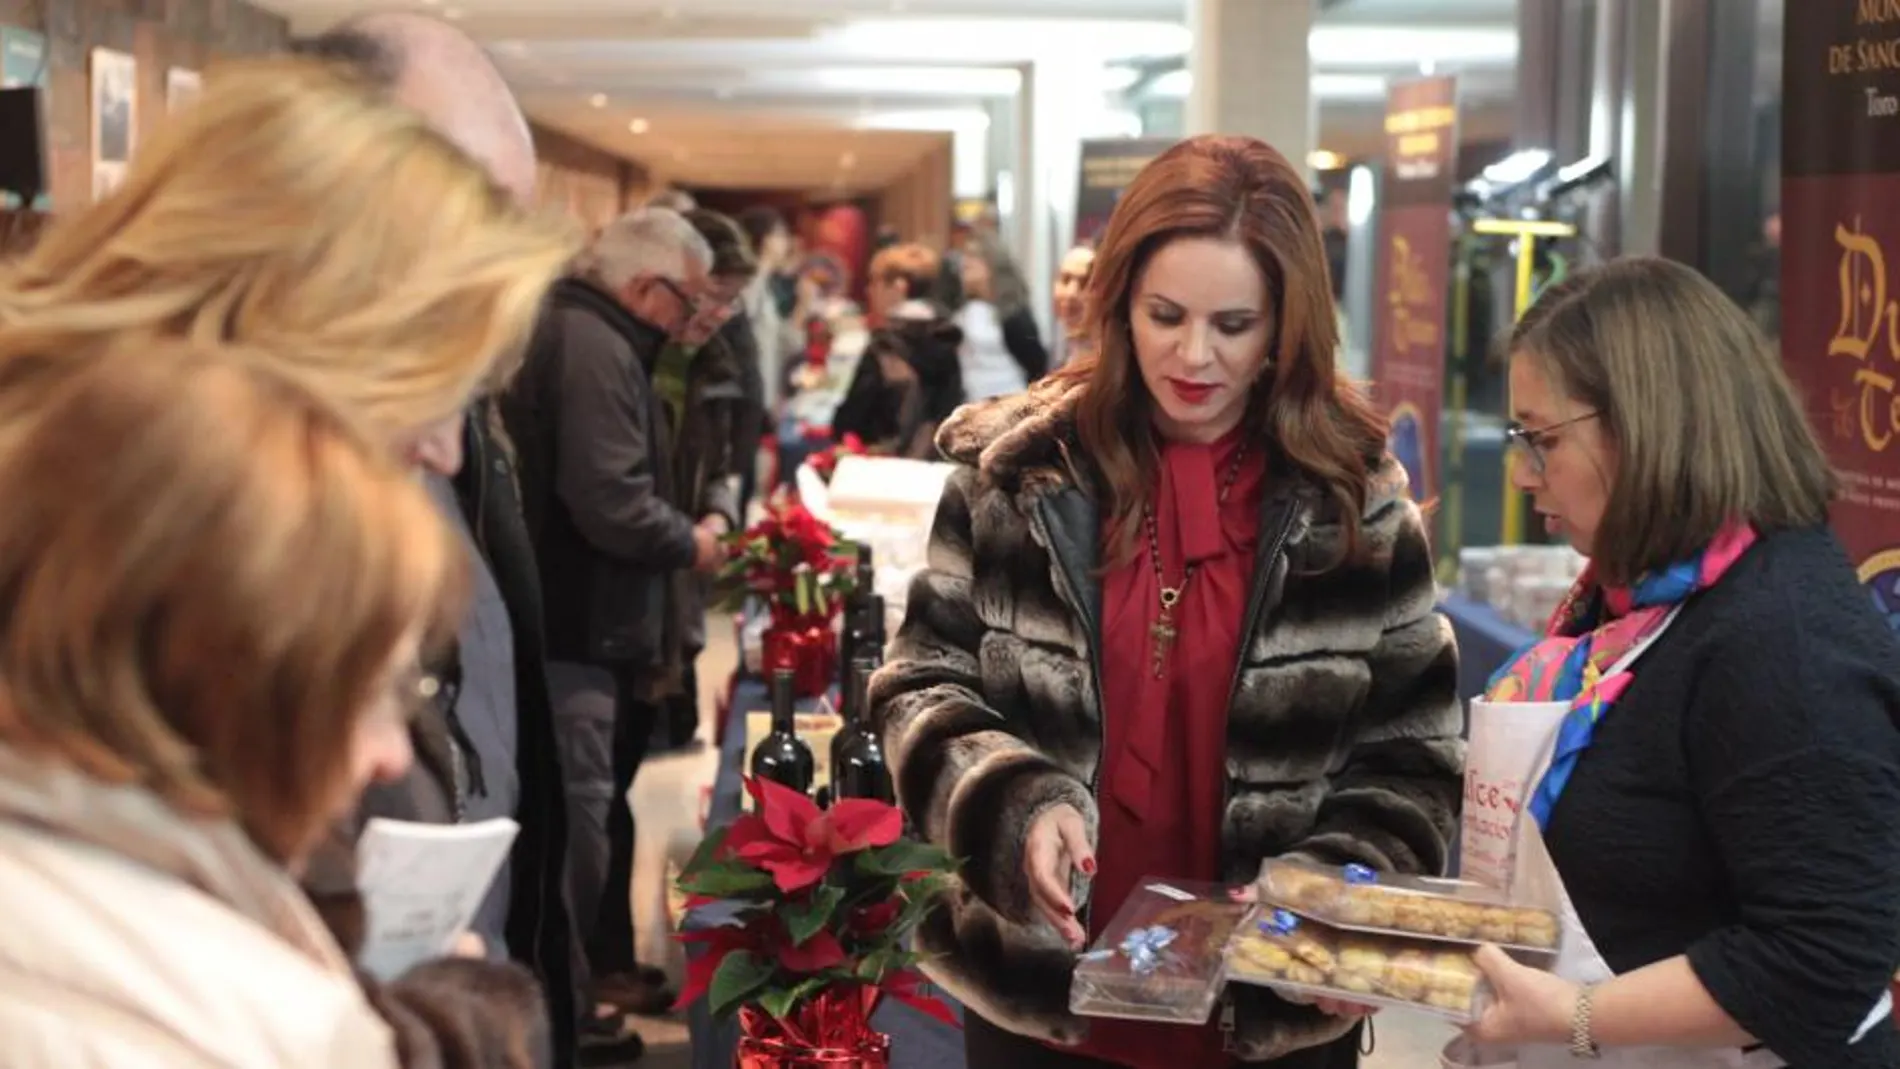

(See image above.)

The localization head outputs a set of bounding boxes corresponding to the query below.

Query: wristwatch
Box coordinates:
[1570,983,1604,1060]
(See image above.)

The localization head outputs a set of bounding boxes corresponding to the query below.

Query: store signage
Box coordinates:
[1783,0,1900,629]
[1371,75,1459,507]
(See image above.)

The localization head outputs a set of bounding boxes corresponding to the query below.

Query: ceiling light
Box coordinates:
[629,118,650,134]
[589,93,607,108]
[852,108,991,133]
[1308,150,1347,171]
[1308,26,1517,68]
[1149,71,1387,101]
[804,66,1020,97]
[822,19,1191,62]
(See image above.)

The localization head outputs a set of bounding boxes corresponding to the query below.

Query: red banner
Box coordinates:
[1370,76,1458,506]
[1781,2,1900,627]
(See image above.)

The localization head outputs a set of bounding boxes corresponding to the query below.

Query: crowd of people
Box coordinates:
[0,9,1895,1069]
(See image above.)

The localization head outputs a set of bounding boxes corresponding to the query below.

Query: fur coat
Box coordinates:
[870,380,1464,1062]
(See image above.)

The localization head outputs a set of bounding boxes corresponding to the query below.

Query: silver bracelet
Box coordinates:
[1570,983,1604,1060]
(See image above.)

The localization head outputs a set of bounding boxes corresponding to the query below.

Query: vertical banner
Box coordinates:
[1073,137,1176,246]
[0,27,46,211]
[1371,76,1458,506]
[1782,4,1900,629]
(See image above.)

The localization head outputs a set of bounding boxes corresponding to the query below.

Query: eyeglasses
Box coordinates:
[1504,411,1598,476]
[655,277,700,321]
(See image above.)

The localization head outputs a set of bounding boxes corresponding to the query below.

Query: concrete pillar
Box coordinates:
[1185,0,1315,177]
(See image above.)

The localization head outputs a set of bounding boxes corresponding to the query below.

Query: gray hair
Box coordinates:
[586,208,714,292]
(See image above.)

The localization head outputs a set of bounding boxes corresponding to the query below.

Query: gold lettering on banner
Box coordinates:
[1825,2,1900,76]
[1826,220,1900,452]
[1387,235,1441,356]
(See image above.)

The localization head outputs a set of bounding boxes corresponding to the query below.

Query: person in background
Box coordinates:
[505,208,731,1042]
[0,56,576,1069]
[291,16,585,1065]
[0,343,485,1069]
[1461,257,1900,1069]
[830,242,963,458]
[954,243,1047,399]
[1052,242,1098,368]
[1318,187,1349,302]
[736,205,797,414]
[647,187,697,214]
[672,208,762,747]
[871,135,1461,1069]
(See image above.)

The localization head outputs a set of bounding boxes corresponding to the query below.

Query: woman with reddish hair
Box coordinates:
[872,134,1462,1067]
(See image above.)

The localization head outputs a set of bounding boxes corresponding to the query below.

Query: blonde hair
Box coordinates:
[1512,257,1834,584]
[0,340,467,863]
[0,57,577,439]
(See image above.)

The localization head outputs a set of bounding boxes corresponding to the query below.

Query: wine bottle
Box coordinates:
[751,667,814,797]
[833,655,895,805]
[841,542,875,670]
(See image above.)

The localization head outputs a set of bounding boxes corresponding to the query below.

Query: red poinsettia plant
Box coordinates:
[807,432,869,484]
[675,777,959,1048]
[711,493,859,618]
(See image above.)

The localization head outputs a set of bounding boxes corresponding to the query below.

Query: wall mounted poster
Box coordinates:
[1369,75,1458,508]
[1781,1,1900,631]
[166,67,201,114]
[90,47,136,201]
[1072,137,1175,246]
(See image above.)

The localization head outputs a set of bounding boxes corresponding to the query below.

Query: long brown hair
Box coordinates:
[1055,135,1387,568]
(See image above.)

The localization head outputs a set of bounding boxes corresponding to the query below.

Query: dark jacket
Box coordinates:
[831,299,965,459]
[452,404,578,1067]
[505,277,709,680]
[302,406,578,1069]
[1546,524,1900,1069]
[668,312,750,651]
[869,380,1463,1061]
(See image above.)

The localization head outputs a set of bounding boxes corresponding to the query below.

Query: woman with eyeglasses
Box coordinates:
[1454,257,1900,1069]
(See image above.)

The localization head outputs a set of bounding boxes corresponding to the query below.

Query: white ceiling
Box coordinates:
[258,0,1520,193]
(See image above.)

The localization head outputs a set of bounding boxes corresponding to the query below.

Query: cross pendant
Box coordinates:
[1150,614,1178,679]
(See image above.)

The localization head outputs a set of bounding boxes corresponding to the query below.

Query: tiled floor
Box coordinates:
[617,619,1456,1068]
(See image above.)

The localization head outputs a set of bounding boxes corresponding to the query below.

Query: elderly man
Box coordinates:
[290,14,587,1068]
[505,208,732,1032]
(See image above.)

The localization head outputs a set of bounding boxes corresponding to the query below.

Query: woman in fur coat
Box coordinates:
[871,134,1464,1069]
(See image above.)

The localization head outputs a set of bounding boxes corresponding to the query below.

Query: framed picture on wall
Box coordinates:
[166,67,201,114]
[90,47,136,201]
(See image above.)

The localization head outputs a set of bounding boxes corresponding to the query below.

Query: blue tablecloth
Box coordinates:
[1438,594,1537,701]
[684,679,967,1069]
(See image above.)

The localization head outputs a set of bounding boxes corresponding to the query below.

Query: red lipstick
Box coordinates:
[1167,377,1218,405]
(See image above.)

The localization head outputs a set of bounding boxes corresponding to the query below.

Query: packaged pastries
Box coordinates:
[1258,858,1560,952]
[1226,907,1493,1023]
[1069,880,1249,1024]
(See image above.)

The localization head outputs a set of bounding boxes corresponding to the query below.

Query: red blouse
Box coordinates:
[1068,429,1265,1069]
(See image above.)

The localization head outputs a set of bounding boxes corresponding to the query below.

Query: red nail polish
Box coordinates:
[1080,858,1097,876]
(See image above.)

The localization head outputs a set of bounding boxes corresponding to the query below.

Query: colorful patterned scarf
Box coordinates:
[1485,523,1758,829]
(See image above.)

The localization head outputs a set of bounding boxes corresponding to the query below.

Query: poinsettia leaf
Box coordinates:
[679,859,775,898]
[889,874,954,938]
[783,883,846,947]
[756,985,801,1022]
[854,839,955,877]
[679,825,730,878]
[708,950,777,1021]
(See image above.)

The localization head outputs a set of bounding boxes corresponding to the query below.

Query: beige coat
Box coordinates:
[0,745,398,1069]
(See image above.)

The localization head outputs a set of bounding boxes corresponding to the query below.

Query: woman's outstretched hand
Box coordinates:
[1024,804,1094,950]
[1465,944,1578,1046]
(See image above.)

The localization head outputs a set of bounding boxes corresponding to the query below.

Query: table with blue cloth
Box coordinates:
[683,677,967,1069]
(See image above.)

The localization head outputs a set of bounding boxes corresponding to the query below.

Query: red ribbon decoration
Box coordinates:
[737,988,890,1069]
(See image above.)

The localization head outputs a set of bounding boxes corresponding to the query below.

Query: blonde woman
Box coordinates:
[0,56,576,1068]
[0,341,468,1068]
[0,56,572,455]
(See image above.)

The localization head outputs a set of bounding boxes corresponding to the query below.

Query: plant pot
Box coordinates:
[735,1031,891,1069]
[735,1000,890,1069]
[762,615,837,699]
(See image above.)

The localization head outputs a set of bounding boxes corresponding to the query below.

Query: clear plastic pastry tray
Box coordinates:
[1068,880,1249,1025]
[1257,858,1560,953]
[1226,907,1494,1023]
